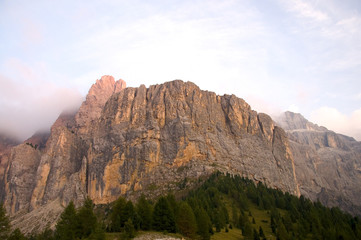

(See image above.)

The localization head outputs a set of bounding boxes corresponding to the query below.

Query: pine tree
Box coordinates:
[8,228,26,240]
[253,228,260,240]
[76,197,97,238]
[276,222,289,240]
[271,215,276,233]
[36,226,54,240]
[243,222,253,240]
[88,224,105,240]
[110,197,127,232]
[239,212,248,232]
[152,197,176,233]
[214,212,221,232]
[166,193,178,218]
[195,207,211,240]
[124,218,135,239]
[123,201,135,225]
[55,201,79,240]
[232,204,239,228]
[0,203,10,239]
[136,195,153,230]
[259,226,265,238]
[176,202,197,238]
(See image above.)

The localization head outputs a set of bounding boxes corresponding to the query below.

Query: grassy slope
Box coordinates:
[212,197,277,240]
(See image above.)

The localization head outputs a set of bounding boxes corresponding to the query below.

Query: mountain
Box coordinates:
[0,76,301,233]
[1,76,360,234]
[276,111,361,215]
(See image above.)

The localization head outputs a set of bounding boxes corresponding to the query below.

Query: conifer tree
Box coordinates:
[123,201,135,226]
[8,228,26,240]
[124,218,135,239]
[0,203,10,239]
[136,195,153,230]
[195,207,211,240]
[259,226,265,238]
[166,193,178,217]
[55,201,79,240]
[76,197,97,238]
[239,211,249,232]
[231,204,239,228]
[253,228,260,240]
[243,221,253,240]
[110,197,127,232]
[152,197,176,233]
[176,202,197,238]
[88,224,105,240]
[276,222,289,240]
[36,226,54,240]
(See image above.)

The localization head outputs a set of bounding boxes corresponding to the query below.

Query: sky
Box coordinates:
[0,0,360,141]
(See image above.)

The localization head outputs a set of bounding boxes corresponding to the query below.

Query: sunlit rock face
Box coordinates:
[276,111,361,216]
[0,76,127,233]
[86,81,299,205]
[0,77,302,233]
[75,75,126,136]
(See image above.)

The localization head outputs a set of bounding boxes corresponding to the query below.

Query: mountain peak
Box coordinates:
[88,75,126,99]
[276,111,326,132]
[75,75,126,134]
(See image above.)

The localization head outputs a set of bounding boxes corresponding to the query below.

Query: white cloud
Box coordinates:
[68,1,272,98]
[280,0,328,22]
[355,92,361,100]
[310,107,361,141]
[287,104,300,113]
[0,59,83,140]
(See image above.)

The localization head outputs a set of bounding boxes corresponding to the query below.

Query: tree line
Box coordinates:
[1,171,361,239]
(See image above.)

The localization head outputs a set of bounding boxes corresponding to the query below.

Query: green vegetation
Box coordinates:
[25,142,38,149]
[2,172,361,239]
[0,203,11,239]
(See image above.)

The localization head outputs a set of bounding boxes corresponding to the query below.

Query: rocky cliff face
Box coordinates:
[276,111,361,215]
[0,134,20,203]
[75,75,126,136]
[86,81,299,204]
[0,77,300,233]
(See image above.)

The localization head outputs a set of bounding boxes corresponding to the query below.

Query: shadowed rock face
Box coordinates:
[0,78,299,233]
[276,111,361,215]
[0,134,20,203]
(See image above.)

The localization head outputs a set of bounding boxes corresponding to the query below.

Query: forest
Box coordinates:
[1,171,361,240]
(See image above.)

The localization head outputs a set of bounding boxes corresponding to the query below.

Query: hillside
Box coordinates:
[3,172,360,240]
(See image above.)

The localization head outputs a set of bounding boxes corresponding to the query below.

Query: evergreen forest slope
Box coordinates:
[2,172,360,240]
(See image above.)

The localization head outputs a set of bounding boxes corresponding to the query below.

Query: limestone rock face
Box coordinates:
[276,111,361,215]
[0,134,20,202]
[24,132,50,150]
[87,81,299,204]
[4,144,41,213]
[0,134,20,153]
[75,75,126,135]
[0,78,300,233]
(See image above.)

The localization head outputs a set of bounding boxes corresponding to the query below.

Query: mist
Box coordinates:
[0,74,83,141]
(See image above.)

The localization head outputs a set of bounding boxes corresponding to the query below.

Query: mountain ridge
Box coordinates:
[0,76,359,233]
[276,111,361,216]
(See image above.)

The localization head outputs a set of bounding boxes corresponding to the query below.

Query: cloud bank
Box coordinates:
[0,60,83,140]
[310,107,361,141]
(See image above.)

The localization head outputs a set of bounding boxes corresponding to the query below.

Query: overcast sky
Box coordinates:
[1,0,360,141]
